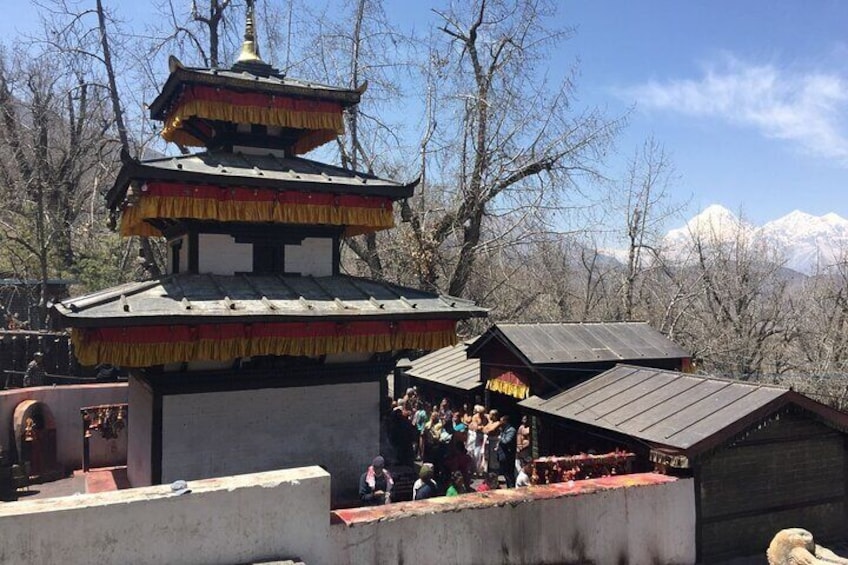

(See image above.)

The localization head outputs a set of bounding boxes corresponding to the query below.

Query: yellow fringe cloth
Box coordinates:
[120,196,394,237]
[486,378,530,400]
[71,329,457,368]
[161,100,343,154]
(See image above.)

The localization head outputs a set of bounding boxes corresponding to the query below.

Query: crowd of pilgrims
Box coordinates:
[360,387,534,505]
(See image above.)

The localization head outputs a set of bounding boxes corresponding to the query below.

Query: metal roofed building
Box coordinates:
[520,364,848,562]
[399,339,483,404]
[467,321,690,415]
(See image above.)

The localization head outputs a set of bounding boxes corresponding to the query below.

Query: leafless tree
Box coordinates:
[0,45,118,324]
[145,0,239,69]
[681,223,791,378]
[393,0,622,298]
[616,138,681,321]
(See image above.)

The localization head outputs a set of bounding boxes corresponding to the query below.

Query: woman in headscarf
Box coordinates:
[445,470,467,497]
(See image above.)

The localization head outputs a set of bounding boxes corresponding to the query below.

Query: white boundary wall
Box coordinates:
[0,470,695,564]
[0,466,331,565]
[329,475,697,565]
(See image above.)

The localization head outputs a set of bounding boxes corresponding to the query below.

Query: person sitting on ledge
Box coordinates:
[359,456,393,505]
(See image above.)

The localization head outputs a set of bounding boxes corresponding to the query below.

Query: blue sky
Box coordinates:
[4,0,848,226]
[565,1,848,225]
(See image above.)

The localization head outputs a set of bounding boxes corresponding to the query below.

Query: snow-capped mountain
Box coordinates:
[759,210,848,272]
[662,205,848,273]
[663,204,755,262]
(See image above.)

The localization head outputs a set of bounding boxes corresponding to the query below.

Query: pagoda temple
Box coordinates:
[51,2,484,502]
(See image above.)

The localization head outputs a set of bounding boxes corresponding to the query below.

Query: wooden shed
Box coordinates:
[520,364,848,562]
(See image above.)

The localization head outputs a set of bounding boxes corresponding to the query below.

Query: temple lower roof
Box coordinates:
[52,275,485,367]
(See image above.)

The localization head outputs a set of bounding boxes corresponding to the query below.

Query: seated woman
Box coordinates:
[445,470,467,497]
[476,472,500,492]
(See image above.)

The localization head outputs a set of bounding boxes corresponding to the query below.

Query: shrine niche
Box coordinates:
[12,400,61,482]
[81,404,128,471]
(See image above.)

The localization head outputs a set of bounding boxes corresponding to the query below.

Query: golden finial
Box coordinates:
[237,0,263,64]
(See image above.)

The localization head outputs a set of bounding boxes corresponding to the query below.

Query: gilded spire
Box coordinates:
[237,0,263,64]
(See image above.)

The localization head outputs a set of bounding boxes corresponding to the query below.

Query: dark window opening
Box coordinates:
[170,240,182,274]
[253,243,284,274]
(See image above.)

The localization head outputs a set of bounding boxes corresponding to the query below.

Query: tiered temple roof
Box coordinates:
[52,1,485,368]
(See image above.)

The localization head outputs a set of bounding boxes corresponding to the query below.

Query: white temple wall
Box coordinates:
[197,234,253,275]
[127,375,153,487]
[160,380,379,502]
[285,237,333,276]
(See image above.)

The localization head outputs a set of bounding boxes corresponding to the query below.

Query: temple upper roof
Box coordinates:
[148,60,363,122]
[108,151,416,237]
[107,151,413,210]
[147,0,363,153]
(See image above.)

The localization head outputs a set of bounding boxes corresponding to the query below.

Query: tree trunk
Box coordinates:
[97,0,161,278]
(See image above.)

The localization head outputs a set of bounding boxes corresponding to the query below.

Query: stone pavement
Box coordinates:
[3,466,128,503]
[13,472,86,501]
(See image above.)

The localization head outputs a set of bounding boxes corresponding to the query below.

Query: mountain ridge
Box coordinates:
[662,205,848,273]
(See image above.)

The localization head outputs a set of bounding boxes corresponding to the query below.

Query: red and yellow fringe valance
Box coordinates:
[161,85,344,153]
[120,182,395,237]
[71,319,457,367]
[486,371,530,400]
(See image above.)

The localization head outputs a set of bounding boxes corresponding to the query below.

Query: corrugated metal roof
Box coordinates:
[520,365,788,451]
[474,322,689,365]
[52,274,486,326]
[108,152,412,209]
[187,67,352,92]
[139,152,404,190]
[405,339,482,391]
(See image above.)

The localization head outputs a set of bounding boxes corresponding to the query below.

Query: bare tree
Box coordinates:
[0,45,117,324]
[789,255,848,374]
[617,138,680,321]
[145,0,238,69]
[681,223,791,378]
[395,0,621,297]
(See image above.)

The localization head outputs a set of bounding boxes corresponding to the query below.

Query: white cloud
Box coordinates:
[625,56,848,163]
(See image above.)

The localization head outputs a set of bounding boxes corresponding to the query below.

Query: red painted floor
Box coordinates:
[81,466,130,494]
